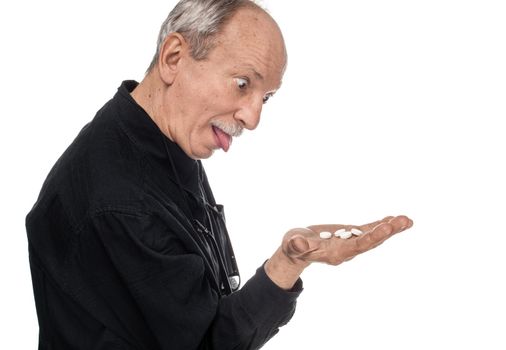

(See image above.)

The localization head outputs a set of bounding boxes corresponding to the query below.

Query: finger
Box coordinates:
[283,233,320,259]
[359,216,394,232]
[281,235,307,258]
[289,235,310,255]
[353,223,394,254]
[357,216,413,253]
[385,215,413,233]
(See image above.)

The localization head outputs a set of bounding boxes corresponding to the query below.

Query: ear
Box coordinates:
[157,32,188,86]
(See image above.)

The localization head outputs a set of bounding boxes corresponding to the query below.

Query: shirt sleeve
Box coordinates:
[206,263,303,349]
[84,209,302,350]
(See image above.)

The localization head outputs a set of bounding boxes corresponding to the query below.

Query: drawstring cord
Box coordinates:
[162,136,239,295]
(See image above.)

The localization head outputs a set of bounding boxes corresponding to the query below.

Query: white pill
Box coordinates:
[319,231,332,239]
[351,228,363,236]
[334,228,347,237]
[339,231,353,239]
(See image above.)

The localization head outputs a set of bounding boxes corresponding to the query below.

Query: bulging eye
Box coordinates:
[235,77,249,90]
[263,93,273,104]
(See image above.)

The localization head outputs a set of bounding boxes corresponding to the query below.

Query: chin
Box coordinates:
[193,153,213,160]
[202,149,216,159]
[189,147,215,160]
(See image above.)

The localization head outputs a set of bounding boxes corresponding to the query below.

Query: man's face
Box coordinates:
[165,7,287,159]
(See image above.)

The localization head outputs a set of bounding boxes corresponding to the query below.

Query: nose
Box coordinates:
[234,95,263,130]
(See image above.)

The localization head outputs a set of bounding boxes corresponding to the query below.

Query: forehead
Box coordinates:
[210,7,287,84]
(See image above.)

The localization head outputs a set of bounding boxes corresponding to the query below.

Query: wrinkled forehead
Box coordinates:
[214,7,287,80]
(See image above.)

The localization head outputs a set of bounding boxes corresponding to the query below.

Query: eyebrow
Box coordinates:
[241,65,263,81]
[241,65,282,91]
[251,69,264,81]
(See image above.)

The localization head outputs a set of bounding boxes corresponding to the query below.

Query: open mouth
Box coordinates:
[212,125,232,152]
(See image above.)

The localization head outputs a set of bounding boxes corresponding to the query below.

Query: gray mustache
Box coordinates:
[211,120,244,137]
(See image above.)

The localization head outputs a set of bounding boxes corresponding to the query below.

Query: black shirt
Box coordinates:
[26,81,302,350]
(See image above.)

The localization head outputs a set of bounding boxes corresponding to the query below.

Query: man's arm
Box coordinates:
[86,209,302,350]
[265,215,413,289]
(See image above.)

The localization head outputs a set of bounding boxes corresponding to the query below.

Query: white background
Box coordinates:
[1,0,505,348]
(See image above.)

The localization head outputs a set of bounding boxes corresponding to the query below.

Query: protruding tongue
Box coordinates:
[213,126,231,152]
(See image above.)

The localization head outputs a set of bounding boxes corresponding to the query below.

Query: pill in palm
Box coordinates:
[339,231,353,239]
[351,228,363,236]
[319,231,332,239]
[334,228,347,237]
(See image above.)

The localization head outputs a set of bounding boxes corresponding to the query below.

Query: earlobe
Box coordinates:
[157,33,187,86]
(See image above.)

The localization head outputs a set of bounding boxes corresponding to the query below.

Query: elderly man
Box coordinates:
[26,0,412,349]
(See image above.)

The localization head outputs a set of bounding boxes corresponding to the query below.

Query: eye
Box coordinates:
[263,93,274,104]
[235,77,249,90]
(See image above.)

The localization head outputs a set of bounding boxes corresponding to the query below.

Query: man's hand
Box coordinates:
[283,215,413,265]
[265,215,413,289]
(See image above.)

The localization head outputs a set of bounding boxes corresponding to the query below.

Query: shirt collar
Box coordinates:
[114,80,201,194]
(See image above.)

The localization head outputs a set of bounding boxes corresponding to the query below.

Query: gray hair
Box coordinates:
[147,0,262,72]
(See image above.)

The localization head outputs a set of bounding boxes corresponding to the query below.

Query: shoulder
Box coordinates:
[28,97,152,230]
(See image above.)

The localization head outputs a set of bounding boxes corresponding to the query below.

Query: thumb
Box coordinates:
[286,235,310,257]
[281,227,319,259]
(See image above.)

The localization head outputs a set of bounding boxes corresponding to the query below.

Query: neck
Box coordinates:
[131,71,174,141]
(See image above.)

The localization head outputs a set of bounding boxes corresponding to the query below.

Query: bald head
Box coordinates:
[147,0,284,72]
[213,5,287,79]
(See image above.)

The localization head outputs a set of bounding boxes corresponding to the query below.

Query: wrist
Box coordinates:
[264,247,309,290]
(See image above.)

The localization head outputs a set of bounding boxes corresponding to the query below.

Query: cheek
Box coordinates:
[197,89,233,118]
[178,72,236,127]
[187,105,214,139]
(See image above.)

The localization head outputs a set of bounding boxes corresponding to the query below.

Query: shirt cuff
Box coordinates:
[237,262,303,326]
